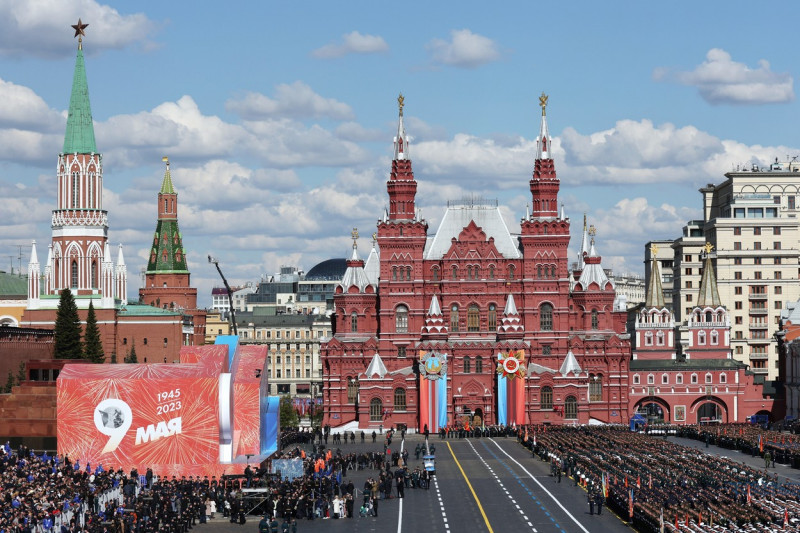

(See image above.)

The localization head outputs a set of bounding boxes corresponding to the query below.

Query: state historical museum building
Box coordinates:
[321,95,632,431]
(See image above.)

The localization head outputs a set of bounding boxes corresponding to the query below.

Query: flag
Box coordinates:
[624,475,628,488]
[628,488,634,519]
[674,513,678,530]
[747,484,752,504]
[659,507,664,533]
[648,473,652,489]
[698,511,702,524]
[601,473,608,498]
[759,434,764,452]
[784,508,789,527]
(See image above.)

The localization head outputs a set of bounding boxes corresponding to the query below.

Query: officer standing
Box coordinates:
[594,492,603,515]
[588,492,595,515]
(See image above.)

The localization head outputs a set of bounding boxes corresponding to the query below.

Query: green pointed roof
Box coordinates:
[63,46,97,154]
[697,246,721,307]
[147,220,189,274]
[160,164,176,194]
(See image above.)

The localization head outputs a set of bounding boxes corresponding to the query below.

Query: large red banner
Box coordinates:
[57,363,230,477]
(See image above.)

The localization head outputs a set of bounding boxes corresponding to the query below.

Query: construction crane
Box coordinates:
[208,255,238,335]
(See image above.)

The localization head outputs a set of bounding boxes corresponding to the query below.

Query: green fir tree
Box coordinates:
[110,352,118,364]
[54,288,82,359]
[16,362,26,385]
[126,341,138,364]
[82,301,105,363]
[279,395,300,428]
[3,372,14,393]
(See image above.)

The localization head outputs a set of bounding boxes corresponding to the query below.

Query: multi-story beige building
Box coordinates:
[608,272,645,309]
[237,312,331,398]
[672,220,706,324]
[673,160,800,380]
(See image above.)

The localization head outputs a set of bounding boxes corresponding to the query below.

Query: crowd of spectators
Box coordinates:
[519,425,800,532]
[0,426,427,533]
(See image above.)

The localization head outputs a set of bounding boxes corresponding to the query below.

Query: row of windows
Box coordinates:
[272,368,313,379]
[360,389,589,420]
[632,372,727,385]
[733,226,782,236]
[430,264,517,281]
[733,271,785,280]
[392,303,554,333]
[122,337,166,347]
[732,241,782,251]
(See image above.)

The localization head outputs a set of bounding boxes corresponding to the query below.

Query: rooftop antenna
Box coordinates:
[15,244,26,275]
[6,255,14,274]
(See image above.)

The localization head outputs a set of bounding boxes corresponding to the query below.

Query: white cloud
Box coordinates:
[335,121,383,142]
[654,48,794,105]
[226,82,354,120]
[312,31,389,59]
[561,119,723,169]
[426,29,501,68]
[0,78,64,131]
[0,0,156,57]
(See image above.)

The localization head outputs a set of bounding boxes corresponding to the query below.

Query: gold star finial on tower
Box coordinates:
[398,93,405,117]
[704,242,714,254]
[650,243,659,256]
[539,92,548,116]
[372,232,377,245]
[351,227,359,248]
[588,225,596,237]
[72,18,88,49]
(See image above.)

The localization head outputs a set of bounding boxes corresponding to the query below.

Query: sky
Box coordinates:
[1,0,799,307]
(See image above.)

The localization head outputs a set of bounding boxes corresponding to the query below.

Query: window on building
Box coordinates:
[662,374,669,385]
[143,338,148,345]
[452,265,458,280]
[564,396,578,419]
[754,242,762,251]
[370,398,383,421]
[589,376,602,402]
[537,265,543,279]
[734,272,742,280]
[733,242,742,251]
[676,374,683,384]
[450,305,459,332]
[540,387,553,410]
[488,304,497,331]
[540,303,553,331]
[508,264,516,280]
[754,227,762,236]
[774,271,782,280]
[475,356,483,373]
[735,301,743,310]
[350,312,358,333]
[644,332,653,346]
[686,294,693,302]
[71,260,78,288]
[276,370,281,378]
[542,345,552,356]
[395,305,408,333]
[774,226,782,235]
[398,346,407,358]
[711,331,718,345]
[432,266,440,281]
[775,301,783,310]
[647,374,655,385]
[754,257,762,265]
[295,369,300,377]
[684,255,692,262]
[719,373,727,383]
[733,227,742,235]
[734,257,742,265]
[773,241,781,250]
[691,374,698,384]
[685,268,693,275]
[489,265,495,279]
[591,309,599,330]
[407,267,412,280]
[463,356,471,373]
[735,287,743,295]
[633,375,640,385]
[789,197,796,210]
[122,338,127,345]
[347,378,358,403]
[656,331,665,346]
[775,286,782,295]
[467,304,480,332]
[754,271,762,280]
[705,373,712,384]
[394,388,406,411]
[163,338,168,348]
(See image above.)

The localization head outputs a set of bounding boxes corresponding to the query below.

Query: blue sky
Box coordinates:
[1,0,798,306]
